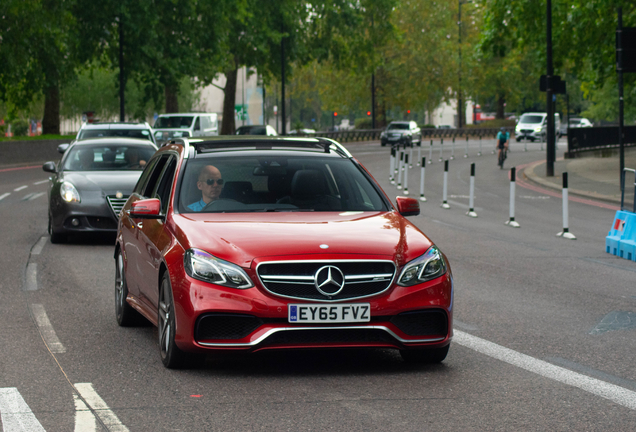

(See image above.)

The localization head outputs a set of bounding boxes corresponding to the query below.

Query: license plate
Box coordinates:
[288,303,371,323]
[389,136,399,140]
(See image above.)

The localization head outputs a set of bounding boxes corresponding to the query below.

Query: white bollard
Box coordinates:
[524,138,528,152]
[389,147,395,184]
[466,163,477,217]
[557,172,576,239]
[478,135,482,156]
[451,136,455,160]
[428,139,433,164]
[419,157,427,201]
[441,160,450,209]
[417,141,421,166]
[505,167,520,227]
[393,146,399,182]
[403,154,410,195]
[397,150,404,189]
[464,135,469,158]
[438,138,444,162]
[409,143,413,168]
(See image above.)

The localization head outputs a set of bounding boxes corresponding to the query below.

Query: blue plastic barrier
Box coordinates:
[606,210,636,261]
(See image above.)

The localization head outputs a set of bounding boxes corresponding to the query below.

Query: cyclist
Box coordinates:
[496,127,510,169]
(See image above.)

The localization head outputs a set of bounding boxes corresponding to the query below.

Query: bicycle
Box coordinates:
[498,147,507,169]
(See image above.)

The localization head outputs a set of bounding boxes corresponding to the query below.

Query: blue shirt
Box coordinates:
[497,131,510,141]
[187,199,206,212]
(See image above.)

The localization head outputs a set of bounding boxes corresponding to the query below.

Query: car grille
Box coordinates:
[390,309,448,336]
[106,196,129,218]
[195,314,263,341]
[85,217,118,230]
[520,129,534,134]
[262,328,395,346]
[257,261,395,301]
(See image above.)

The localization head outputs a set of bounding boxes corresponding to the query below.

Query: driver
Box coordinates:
[187,165,224,211]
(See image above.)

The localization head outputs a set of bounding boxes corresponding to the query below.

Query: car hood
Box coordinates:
[60,171,142,195]
[173,211,433,268]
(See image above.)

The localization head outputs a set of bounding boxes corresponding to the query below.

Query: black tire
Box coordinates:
[48,214,66,244]
[158,273,190,369]
[400,344,450,364]
[498,150,505,169]
[515,138,521,142]
[115,251,144,327]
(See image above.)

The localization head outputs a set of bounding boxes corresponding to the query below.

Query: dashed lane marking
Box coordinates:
[0,193,10,201]
[455,330,636,410]
[0,387,46,431]
[31,236,48,256]
[33,180,49,185]
[73,393,97,432]
[27,192,45,201]
[24,263,38,291]
[30,304,66,353]
[13,186,27,192]
[74,383,129,432]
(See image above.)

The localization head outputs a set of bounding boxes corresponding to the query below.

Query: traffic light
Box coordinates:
[407,110,411,114]
[367,111,371,116]
[333,112,338,117]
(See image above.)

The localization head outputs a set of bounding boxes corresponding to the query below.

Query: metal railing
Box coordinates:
[567,126,636,155]
[301,127,514,143]
[621,168,636,213]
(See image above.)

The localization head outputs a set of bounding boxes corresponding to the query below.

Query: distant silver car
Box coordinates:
[380,121,422,147]
[76,122,156,145]
[42,138,157,243]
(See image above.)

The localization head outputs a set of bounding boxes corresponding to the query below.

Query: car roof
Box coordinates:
[156,113,215,117]
[162,136,352,159]
[70,137,157,147]
[80,122,150,130]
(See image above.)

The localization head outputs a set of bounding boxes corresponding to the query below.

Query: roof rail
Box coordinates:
[175,137,352,158]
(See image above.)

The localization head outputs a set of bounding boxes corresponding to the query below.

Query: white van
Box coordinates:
[153,113,218,145]
[515,112,561,142]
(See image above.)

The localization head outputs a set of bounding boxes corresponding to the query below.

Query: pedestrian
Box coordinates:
[496,127,510,169]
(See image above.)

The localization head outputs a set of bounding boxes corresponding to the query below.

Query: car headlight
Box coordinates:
[60,181,80,203]
[534,127,542,132]
[184,248,253,289]
[397,246,447,286]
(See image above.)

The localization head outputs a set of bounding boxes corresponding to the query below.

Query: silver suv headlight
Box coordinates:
[184,248,253,289]
[397,246,447,286]
[60,181,80,203]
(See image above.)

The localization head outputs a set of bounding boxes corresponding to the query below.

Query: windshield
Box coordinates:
[154,130,190,141]
[63,144,156,171]
[388,123,409,130]
[79,129,153,142]
[153,116,194,129]
[519,115,544,124]
[179,156,388,213]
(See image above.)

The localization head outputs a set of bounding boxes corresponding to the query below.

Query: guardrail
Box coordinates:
[566,126,636,157]
[306,127,514,143]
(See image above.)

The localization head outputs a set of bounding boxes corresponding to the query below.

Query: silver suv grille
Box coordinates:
[257,260,396,302]
[106,196,129,218]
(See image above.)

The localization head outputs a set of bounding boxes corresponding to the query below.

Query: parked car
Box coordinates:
[76,122,156,145]
[42,138,158,243]
[515,112,561,142]
[115,136,453,368]
[235,125,278,136]
[380,121,422,146]
[153,113,219,146]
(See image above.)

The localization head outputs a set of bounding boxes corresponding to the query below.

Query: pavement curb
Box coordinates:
[523,158,623,205]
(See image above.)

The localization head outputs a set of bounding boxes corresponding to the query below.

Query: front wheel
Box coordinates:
[49,214,66,244]
[158,273,190,369]
[400,344,450,364]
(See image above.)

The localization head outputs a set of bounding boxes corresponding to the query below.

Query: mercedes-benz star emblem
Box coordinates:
[314,265,345,296]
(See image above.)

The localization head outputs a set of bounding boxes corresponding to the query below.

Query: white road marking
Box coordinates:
[0,387,46,431]
[13,186,27,192]
[454,330,636,410]
[30,304,66,353]
[31,236,48,256]
[21,193,34,201]
[24,263,38,291]
[0,193,10,201]
[27,192,45,201]
[74,393,97,432]
[74,383,129,432]
[33,180,49,185]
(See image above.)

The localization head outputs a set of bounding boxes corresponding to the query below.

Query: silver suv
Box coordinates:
[76,122,156,145]
[380,121,422,146]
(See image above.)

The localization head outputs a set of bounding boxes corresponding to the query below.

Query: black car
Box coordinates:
[42,138,157,243]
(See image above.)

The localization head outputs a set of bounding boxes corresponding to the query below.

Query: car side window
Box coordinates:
[194,117,200,131]
[134,157,160,194]
[141,155,169,198]
[201,116,211,130]
[152,157,177,214]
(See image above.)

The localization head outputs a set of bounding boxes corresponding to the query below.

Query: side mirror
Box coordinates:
[57,143,70,154]
[42,161,57,173]
[396,196,420,216]
[130,198,163,219]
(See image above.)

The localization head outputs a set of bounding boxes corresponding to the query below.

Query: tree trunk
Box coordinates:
[221,67,238,135]
[165,84,179,113]
[42,84,60,135]
[496,94,505,119]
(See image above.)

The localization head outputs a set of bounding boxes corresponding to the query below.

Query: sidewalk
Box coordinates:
[523,147,636,206]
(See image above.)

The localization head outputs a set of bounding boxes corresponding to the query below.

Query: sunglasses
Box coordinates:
[205,178,224,186]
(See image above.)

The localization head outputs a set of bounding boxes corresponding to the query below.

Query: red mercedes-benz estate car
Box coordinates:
[115,136,453,368]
